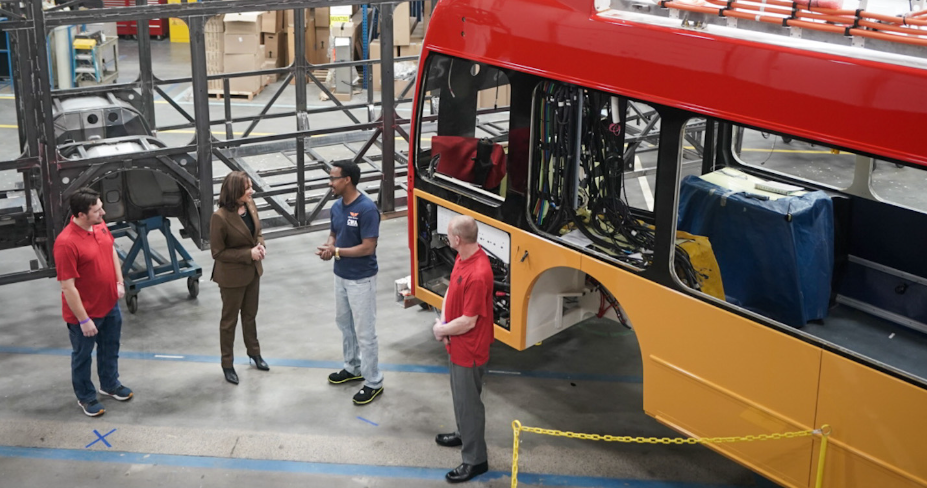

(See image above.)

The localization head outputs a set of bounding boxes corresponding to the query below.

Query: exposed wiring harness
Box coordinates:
[529,81,700,285]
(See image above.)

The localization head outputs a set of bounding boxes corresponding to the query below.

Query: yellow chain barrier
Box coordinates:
[510,420,832,488]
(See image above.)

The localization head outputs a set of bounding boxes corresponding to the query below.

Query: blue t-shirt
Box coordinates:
[331,193,380,280]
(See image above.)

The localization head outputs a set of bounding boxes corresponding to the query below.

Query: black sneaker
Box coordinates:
[78,399,105,417]
[99,385,133,401]
[328,369,364,384]
[352,386,383,405]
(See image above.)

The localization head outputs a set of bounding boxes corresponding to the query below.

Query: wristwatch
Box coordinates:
[334,247,341,260]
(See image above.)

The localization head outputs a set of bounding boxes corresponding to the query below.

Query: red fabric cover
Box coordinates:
[432,136,507,189]
[54,221,119,323]
[444,248,495,367]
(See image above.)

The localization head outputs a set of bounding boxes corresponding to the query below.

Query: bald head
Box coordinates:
[448,215,479,244]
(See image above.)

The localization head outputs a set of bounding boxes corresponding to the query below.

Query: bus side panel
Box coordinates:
[508,230,584,350]
[814,352,927,487]
[581,256,821,487]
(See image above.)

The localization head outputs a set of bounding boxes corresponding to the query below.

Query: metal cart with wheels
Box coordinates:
[110,215,201,313]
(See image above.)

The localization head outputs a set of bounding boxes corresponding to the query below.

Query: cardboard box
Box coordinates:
[224,12,262,35]
[316,27,330,51]
[401,40,423,58]
[206,50,223,91]
[314,7,329,26]
[206,51,223,72]
[286,18,315,65]
[263,32,285,60]
[422,0,432,33]
[205,14,224,33]
[224,33,260,54]
[205,31,224,54]
[393,2,411,46]
[478,84,511,109]
[330,5,352,23]
[224,52,260,72]
[223,52,262,93]
[309,45,328,65]
[285,8,309,26]
[261,11,282,33]
[230,74,262,93]
[262,58,277,85]
[370,39,401,91]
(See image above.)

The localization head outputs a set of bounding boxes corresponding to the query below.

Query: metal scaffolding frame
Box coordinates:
[0,0,417,286]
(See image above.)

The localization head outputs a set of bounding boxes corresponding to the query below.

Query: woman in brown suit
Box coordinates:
[210,171,269,385]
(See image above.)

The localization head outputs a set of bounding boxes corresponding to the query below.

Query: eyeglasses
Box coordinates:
[328,175,349,181]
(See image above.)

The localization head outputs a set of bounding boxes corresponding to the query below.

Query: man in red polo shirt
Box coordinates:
[54,187,133,417]
[432,215,494,483]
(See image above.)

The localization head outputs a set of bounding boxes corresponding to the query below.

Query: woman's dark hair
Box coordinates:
[332,161,360,187]
[218,171,250,211]
[69,187,101,217]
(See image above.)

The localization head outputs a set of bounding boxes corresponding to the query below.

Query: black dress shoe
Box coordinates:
[249,355,269,371]
[223,367,239,385]
[446,462,488,483]
[435,432,462,447]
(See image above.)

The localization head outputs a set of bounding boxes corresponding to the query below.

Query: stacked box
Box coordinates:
[286,16,315,65]
[263,31,286,68]
[393,2,411,46]
[222,12,263,94]
[261,11,282,33]
[262,58,277,86]
[205,15,225,91]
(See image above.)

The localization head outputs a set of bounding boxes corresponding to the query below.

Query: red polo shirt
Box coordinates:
[444,248,495,367]
[54,220,119,324]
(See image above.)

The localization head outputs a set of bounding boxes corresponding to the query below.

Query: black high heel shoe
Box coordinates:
[223,367,239,385]
[249,355,270,371]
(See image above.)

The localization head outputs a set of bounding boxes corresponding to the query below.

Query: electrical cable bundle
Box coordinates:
[528,82,702,287]
[532,81,577,234]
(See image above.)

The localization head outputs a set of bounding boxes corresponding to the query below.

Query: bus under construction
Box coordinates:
[406,0,927,486]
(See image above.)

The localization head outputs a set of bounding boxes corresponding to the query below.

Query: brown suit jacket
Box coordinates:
[210,200,265,288]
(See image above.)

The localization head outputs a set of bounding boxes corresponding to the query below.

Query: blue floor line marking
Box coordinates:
[0,446,745,488]
[0,345,642,384]
[356,416,378,427]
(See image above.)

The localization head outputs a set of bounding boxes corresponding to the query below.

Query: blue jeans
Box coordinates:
[67,305,123,403]
[334,274,382,389]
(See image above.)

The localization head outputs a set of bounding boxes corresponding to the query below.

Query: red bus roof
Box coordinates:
[422,0,927,167]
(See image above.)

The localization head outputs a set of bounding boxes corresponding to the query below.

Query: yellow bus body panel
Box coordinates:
[411,190,927,487]
[813,352,927,487]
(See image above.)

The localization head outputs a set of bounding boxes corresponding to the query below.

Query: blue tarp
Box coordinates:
[677,175,834,327]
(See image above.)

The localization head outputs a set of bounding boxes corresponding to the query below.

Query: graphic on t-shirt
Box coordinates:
[348,211,359,227]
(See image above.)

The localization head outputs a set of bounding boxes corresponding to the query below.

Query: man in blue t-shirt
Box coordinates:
[316,161,384,405]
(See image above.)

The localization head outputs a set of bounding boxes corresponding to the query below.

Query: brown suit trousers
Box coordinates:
[219,276,260,368]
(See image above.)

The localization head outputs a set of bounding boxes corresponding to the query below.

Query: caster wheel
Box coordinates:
[781,136,792,144]
[419,302,431,311]
[187,277,199,298]
[127,294,138,314]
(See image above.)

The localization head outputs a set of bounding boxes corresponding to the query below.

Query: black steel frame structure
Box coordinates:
[0,0,416,286]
